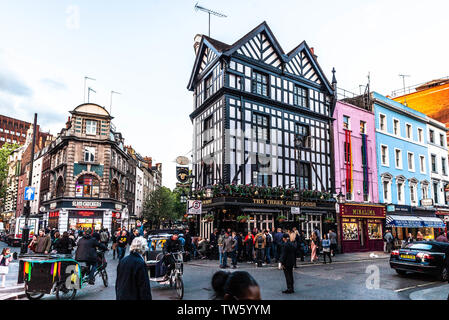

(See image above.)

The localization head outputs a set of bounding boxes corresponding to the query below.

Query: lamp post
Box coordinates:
[336,191,345,254]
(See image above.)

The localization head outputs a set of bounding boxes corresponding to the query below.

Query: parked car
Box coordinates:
[6,234,22,247]
[390,241,449,281]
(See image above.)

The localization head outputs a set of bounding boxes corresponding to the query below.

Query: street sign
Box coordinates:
[421,198,434,206]
[24,187,35,201]
[187,200,202,215]
[291,207,300,214]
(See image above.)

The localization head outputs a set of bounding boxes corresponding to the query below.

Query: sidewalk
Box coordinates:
[409,283,449,300]
[0,242,26,300]
[188,251,390,269]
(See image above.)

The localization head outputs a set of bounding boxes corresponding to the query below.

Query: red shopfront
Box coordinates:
[339,203,386,253]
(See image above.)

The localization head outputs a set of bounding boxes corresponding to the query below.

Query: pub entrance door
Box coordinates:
[358,219,367,249]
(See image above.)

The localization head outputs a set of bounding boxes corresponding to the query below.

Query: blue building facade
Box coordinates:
[372,92,445,240]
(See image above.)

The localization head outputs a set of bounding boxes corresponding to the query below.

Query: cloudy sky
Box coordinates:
[1,0,448,189]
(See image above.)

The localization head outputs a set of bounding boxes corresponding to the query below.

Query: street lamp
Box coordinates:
[206,185,212,198]
[337,191,345,204]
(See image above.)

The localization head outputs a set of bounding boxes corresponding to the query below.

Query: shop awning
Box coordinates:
[386,215,423,228]
[386,215,445,228]
[420,217,446,228]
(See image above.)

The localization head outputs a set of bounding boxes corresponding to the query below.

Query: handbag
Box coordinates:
[0,266,8,274]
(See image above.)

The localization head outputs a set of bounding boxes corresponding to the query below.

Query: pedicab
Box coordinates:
[145,235,184,299]
[18,251,108,300]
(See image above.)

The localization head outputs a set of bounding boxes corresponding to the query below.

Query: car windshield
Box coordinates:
[405,243,433,251]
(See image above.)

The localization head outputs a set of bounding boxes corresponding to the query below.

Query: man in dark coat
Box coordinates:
[280,233,296,294]
[116,236,152,300]
[75,229,107,285]
[184,229,192,261]
[209,228,218,260]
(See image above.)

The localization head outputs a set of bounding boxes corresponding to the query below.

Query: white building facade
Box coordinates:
[30,155,43,214]
[135,165,144,218]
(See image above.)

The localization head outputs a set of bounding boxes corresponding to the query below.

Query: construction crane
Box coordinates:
[194,2,227,37]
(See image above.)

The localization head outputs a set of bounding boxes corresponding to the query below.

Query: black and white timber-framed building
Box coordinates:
[187,22,337,239]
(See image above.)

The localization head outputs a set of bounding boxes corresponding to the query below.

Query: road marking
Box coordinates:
[394,281,439,292]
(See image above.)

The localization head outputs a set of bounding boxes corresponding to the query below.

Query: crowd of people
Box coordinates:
[383,229,448,252]
[205,227,339,269]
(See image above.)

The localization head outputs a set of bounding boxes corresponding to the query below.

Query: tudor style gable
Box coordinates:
[235,31,283,69]
[286,48,321,85]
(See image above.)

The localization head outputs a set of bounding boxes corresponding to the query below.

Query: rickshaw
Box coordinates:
[145,235,184,299]
[18,251,108,300]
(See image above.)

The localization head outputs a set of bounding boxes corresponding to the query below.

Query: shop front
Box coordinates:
[435,206,449,236]
[43,199,126,233]
[339,203,386,253]
[199,196,335,241]
[385,205,445,241]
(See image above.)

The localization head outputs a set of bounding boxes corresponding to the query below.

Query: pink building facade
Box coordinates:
[333,101,385,253]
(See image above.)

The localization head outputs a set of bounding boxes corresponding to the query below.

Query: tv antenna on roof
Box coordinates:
[194,2,227,37]
[399,74,410,94]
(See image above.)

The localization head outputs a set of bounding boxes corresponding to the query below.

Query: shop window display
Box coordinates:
[368,222,382,240]
[75,175,100,198]
[342,222,359,240]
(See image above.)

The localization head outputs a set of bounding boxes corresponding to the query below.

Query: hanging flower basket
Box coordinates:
[277,215,287,223]
[203,214,214,222]
[237,215,250,223]
[324,217,335,224]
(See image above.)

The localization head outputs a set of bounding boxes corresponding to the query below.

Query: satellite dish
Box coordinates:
[176,156,190,165]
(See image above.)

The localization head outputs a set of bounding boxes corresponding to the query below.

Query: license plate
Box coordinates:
[400,254,415,260]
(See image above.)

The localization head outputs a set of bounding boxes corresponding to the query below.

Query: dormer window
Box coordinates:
[85,120,97,135]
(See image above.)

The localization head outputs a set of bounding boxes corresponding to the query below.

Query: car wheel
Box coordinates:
[395,269,407,276]
[438,266,449,281]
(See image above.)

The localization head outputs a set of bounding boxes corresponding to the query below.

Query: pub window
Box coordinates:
[75,174,100,198]
[295,123,310,149]
[204,73,213,99]
[203,116,214,145]
[85,120,97,135]
[293,85,308,108]
[203,164,213,186]
[298,162,311,190]
[251,71,268,96]
[252,113,269,142]
[84,146,95,162]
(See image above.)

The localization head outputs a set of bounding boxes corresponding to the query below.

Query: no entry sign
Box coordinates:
[187,200,202,215]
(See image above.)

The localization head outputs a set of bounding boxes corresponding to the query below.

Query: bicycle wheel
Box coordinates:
[175,275,184,300]
[55,282,77,300]
[101,270,109,287]
[25,283,44,300]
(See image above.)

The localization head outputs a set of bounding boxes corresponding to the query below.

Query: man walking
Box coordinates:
[328,229,337,256]
[117,230,128,260]
[116,237,152,300]
[280,233,296,294]
[100,228,110,249]
[254,230,266,267]
[209,228,219,260]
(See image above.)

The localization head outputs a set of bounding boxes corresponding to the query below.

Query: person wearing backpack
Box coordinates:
[254,231,266,267]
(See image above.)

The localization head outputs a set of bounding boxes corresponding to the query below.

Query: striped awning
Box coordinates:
[386,215,445,228]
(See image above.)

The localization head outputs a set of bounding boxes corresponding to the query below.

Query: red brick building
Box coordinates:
[0,114,51,147]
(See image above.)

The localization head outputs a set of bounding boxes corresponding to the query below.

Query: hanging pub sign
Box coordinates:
[176,167,189,183]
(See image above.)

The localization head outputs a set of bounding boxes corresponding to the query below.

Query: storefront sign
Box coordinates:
[340,204,386,219]
[291,207,300,214]
[252,199,317,207]
[421,199,434,206]
[72,201,102,208]
[49,211,60,218]
[77,211,95,217]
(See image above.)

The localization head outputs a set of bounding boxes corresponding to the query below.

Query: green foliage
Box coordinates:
[143,186,186,227]
[236,215,250,223]
[0,143,20,201]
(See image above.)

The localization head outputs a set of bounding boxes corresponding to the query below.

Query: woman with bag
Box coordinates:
[28,235,38,253]
[321,233,332,264]
[0,248,14,287]
[310,232,318,263]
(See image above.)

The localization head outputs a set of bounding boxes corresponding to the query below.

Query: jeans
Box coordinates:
[87,262,97,283]
[222,251,228,267]
[256,248,265,266]
[272,243,277,261]
[118,246,126,260]
[219,247,224,266]
[265,246,271,263]
[231,250,237,266]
